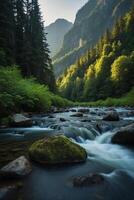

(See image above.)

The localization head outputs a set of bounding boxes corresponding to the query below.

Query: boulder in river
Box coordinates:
[29,135,87,165]
[73,173,104,187]
[60,118,67,122]
[77,108,89,114]
[112,123,134,145]
[0,156,32,178]
[103,111,120,121]
[71,113,83,117]
[10,114,33,127]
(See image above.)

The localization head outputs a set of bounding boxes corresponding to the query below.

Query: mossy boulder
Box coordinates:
[29,135,87,165]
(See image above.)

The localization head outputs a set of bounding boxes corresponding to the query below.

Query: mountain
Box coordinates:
[57,8,134,101]
[46,19,73,57]
[53,0,134,77]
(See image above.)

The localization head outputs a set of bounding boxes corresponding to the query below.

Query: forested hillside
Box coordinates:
[53,0,134,77]
[0,0,73,119]
[0,0,55,90]
[58,9,134,102]
[46,19,73,57]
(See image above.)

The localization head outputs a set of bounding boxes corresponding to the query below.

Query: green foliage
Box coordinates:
[75,88,134,107]
[50,94,73,108]
[0,0,55,90]
[58,8,134,104]
[0,67,72,117]
[53,0,134,77]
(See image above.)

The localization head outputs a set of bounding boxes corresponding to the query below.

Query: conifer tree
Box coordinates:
[0,0,16,65]
[15,0,25,66]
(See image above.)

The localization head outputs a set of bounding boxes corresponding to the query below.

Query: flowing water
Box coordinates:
[0,107,134,200]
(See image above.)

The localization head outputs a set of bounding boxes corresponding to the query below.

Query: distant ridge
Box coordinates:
[46,19,73,57]
[53,0,134,77]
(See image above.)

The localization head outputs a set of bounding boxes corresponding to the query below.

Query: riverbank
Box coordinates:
[75,88,134,107]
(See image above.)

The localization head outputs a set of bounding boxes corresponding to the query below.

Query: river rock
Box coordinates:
[0,186,17,200]
[70,109,77,112]
[48,115,55,119]
[60,118,67,122]
[81,119,91,123]
[29,135,87,165]
[71,113,83,117]
[0,156,32,178]
[112,123,134,145]
[73,173,104,187]
[10,114,33,127]
[77,108,89,113]
[103,111,120,121]
[52,107,65,113]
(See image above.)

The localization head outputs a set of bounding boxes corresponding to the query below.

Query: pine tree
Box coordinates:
[20,0,33,76]
[15,0,25,66]
[32,0,55,89]
[0,0,16,65]
[0,0,55,90]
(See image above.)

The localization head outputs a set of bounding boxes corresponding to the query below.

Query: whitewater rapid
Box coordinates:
[75,130,134,172]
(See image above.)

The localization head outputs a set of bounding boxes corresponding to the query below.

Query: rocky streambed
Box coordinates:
[0,107,134,200]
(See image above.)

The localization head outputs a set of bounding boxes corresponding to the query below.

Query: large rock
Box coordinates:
[103,111,120,121]
[29,135,87,165]
[10,114,33,127]
[77,108,89,114]
[0,156,32,178]
[112,123,134,145]
[73,173,104,187]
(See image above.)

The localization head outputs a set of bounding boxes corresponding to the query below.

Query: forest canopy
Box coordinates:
[57,9,134,102]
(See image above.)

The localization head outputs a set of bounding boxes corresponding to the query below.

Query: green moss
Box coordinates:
[0,137,45,167]
[29,135,87,164]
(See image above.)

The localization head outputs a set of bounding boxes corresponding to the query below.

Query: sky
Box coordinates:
[38,0,88,26]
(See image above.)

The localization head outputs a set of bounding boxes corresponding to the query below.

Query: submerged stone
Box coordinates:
[73,173,104,187]
[29,135,87,165]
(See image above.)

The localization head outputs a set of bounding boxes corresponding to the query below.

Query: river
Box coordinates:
[0,107,134,200]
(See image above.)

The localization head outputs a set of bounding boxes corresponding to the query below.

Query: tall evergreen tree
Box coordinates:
[0,0,55,90]
[29,0,55,89]
[15,0,25,65]
[0,0,16,65]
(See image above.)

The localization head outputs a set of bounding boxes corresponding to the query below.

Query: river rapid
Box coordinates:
[0,107,134,200]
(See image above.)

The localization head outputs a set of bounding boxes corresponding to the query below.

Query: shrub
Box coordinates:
[0,66,73,117]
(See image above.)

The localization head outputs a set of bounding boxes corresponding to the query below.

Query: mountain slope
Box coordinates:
[57,8,134,101]
[53,0,134,77]
[46,19,73,57]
